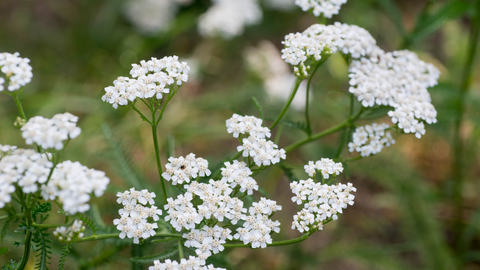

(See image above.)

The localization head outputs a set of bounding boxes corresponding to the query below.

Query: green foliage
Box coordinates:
[130,248,179,264]
[32,228,52,270]
[1,259,19,270]
[408,0,471,46]
[0,218,11,243]
[57,244,71,270]
[279,163,298,182]
[77,214,99,235]
[151,237,180,243]
[0,247,9,256]
[278,119,309,133]
[252,96,264,120]
[32,202,53,224]
[101,123,148,190]
[376,0,405,35]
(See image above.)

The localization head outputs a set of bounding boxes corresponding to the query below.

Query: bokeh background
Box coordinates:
[1,0,480,269]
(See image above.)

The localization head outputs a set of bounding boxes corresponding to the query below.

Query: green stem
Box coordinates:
[305,64,321,135]
[156,89,177,126]
[71,232,182,243]
[32,221,74,228]
[224,231,314,248]
[284,120,349,153]
[131,104,152,124]
[16,230,32,270]
[151,122,167,204]
[178,239,184,260]
[269,79,302,130]
[12,90,27,120]
[453,1,480,252]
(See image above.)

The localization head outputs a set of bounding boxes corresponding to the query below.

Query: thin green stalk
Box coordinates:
[151,122,167,204]
[284,106,364,153]
[71,232,182,243]
[32,221,74,228]
[284,120,349,153]
[453,1,480,252]
[12,90,27,120]
[156,89,177,126]
[178,240,184,260]
[131,104,152,124]
[224,231,314,248]
[305,63,321,135]
[269,79,302,130]
[132,243,141,270]
[16,230,32,270]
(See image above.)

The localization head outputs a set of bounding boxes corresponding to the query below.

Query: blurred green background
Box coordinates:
[1,0,480,269]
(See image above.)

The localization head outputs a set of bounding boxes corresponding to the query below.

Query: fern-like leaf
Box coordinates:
[57,244,71,270]
[279,120,309,133]
[32,229,52,270]
[130,249,179,264]
[101,123,149,190]
[279,163,298,182]
[0,247,9,256]
[1,218,11,242]
[77,214,98,235]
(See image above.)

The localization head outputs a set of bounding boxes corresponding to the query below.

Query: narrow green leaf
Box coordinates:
[130,249,179,264]
[409,0,471,45]
[377,0,405,35]
[77,214,98,235]
[151,237,179,243]
[252,96,264,120]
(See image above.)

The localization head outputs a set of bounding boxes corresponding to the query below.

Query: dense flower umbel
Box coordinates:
[282,23,439,138]
[102,56,190,109]
[42,161,110,215]
[348,50,439,137]
[21,113,81,151]
[53,220,85,242]
[198,0,262,39]
[295,0,347,18]
[348,123,395,157]
[162,153,211,185]
[149,256,226,270]
[290,178,356,232]
[0,52,33,91]
[0,149,52,208]
[226,114,286,166]
[303,158,343,179]
[114,188,162,244]
[282,23,376,78]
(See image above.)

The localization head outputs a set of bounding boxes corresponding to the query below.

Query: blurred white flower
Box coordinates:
[198,0,262,39]
[296,0,347,18]
[0,52,33,91]
[245,40,308,110]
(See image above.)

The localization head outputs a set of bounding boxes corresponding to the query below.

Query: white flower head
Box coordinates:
[0,52,33,91]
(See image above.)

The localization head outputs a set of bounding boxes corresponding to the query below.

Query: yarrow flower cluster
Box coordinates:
[102,56,190,109]
[349,50,439,137]
[114,188,162,244]
[42,161,110,215]
[0,52,33,91]
[282,23,439,138]
[303,158,343,179]
[0,149,52,208]
[295,0,347,18]
[0,144,17,158]
[233,197,282,248]
[53,220,85,242]
[149,256,225,270]
[282,23,376,78]
[221,161,258,195]
[162,153,211,185]
[21,113,81,151]
[198,0,262,39]
[348,123,395,157]
[226,114,286,166]
[290,178,356,232]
